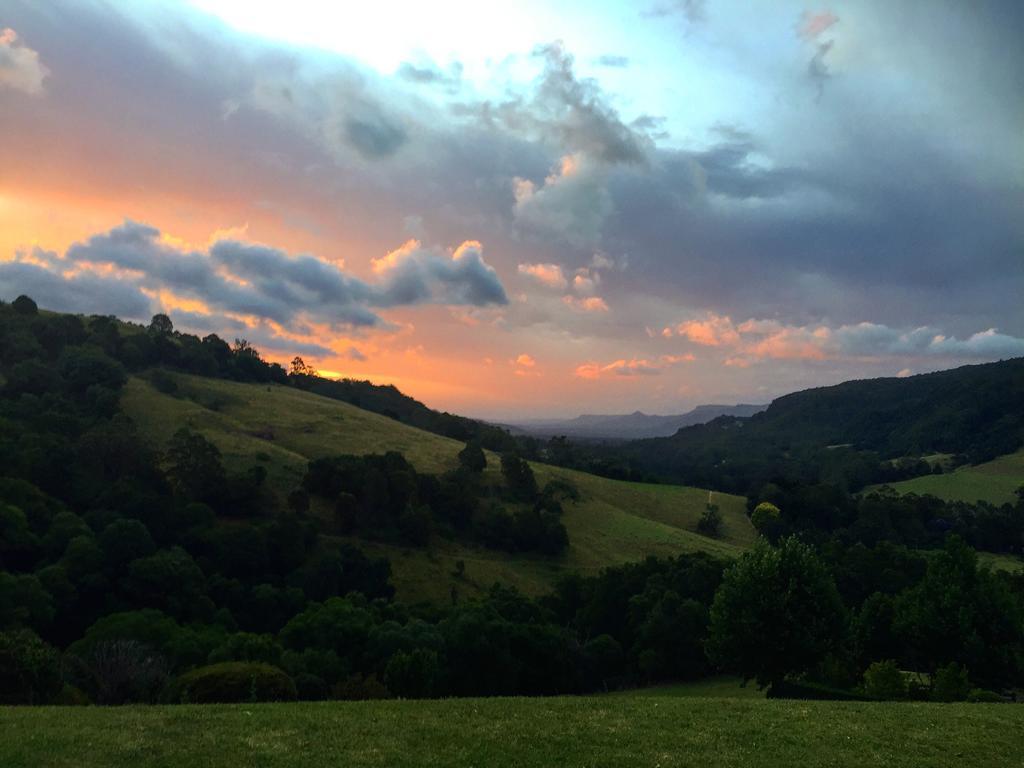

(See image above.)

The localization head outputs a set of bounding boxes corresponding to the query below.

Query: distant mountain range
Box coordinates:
[504,404,767,440]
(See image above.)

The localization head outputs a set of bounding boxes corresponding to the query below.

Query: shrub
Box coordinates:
[332,673,390,700]
[967,687,1005,703]
[294,672,329,701]
[53,684,91,706]
[0,629,62,704]
[863,659,907,700]
[66,639,169,705]
[932,662,970,702]
[384,648,441,699]
[164,661,297,704]
[697,504,722,537]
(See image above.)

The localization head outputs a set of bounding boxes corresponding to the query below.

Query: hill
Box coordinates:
[504,403,766,440]
[121,372,754,602]
[871,449,1024,506]
[3,695,1021,768]
[619,357,1024,493]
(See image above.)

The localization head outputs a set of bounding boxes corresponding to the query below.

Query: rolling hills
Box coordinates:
[121,372,755,602]
[618,357,1024,493]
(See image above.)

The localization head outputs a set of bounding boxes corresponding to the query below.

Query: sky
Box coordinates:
[1,0,1022,419]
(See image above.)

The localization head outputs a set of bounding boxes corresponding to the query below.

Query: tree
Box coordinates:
[707,536,846,689]
[501,453,538,501]
[148,313,174,336]
[458,441,487,473]
[697,504,722,537]
[290,356,317,377]
[11,295,38,315]
[750,502,781,535]
[165,428,226,502]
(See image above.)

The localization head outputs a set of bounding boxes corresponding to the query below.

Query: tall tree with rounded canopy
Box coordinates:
[708,536,845,689]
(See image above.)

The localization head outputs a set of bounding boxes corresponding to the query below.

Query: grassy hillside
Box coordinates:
[121,373,754,602]
[871,449,1024,506]
[3,696,1020,768]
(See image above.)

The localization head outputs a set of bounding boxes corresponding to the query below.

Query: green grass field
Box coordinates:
[871,450,1024,506]
[121,374,754,602]
[3,695,1021,768]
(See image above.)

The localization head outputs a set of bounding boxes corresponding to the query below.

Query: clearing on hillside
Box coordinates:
[122,374,754,602]
[870,449,1024,506]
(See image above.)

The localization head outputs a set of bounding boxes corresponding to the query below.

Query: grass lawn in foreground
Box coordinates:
[2,696,1021,768]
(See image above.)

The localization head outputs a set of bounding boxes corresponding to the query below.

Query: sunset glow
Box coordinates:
[2,0,1022,418]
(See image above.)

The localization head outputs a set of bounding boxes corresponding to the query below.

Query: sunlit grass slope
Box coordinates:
[871,449,1024,506]
[121,374,754,601]
[3,696,1020,768]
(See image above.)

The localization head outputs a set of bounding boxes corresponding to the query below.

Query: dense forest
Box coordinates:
[1,297,1023,707]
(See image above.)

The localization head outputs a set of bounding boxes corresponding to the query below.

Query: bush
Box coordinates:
[384,648,441,699]
[0,629,62,704]
[66,639,169,705]
[332,673,390,700]
[967,687,1005,703]
[52,684,91,706]
[863,659,907,700]
[294,672,329,701]
[164,661,297,704]
[697,504,722,537]
[932,662,970,702]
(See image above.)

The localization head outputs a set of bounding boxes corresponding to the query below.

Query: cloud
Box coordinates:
[671,313,742,346]
[647,0,707,24]
[662,314,1024,365]
[515,353,536,367]
[2,221,507,332]
[798,11,839,41]
[345,346,367,361]
[0,28,48,95]
[397,61,462,90]
[797,11,840,100]
[345,113,408,159]
[0,258,152,318]
[513,153,612,246]
[528,42,649,165]
[518,262,568,290]
[595,54,629,68]
[563,295,609,312]
[371,239,508,308]
[575,353,694,379]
